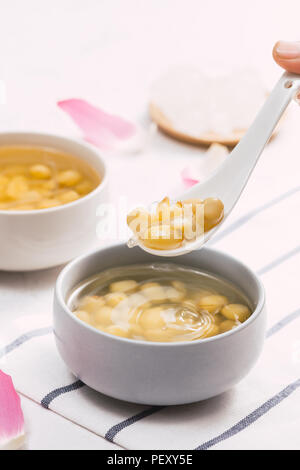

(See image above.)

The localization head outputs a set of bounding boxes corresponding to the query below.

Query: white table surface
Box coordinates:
[1,0,300,450]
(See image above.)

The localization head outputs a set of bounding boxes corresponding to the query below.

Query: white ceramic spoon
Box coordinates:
[136,71,300,257]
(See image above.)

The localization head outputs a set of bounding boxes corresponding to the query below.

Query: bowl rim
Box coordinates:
[0,131,108,215]
[54,244,266,348]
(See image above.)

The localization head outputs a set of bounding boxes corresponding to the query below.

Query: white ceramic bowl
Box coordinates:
[53,244,266,406]
[0,132,108,271]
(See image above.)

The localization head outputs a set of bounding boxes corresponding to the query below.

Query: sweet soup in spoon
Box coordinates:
[69,264,252,342]
[127,196,224,251]
[0,145,100,210]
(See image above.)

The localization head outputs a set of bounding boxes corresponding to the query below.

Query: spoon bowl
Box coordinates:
[136,72,300,257]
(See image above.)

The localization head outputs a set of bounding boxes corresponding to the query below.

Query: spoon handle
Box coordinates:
[229,71,300,179]
[183,72,300,208]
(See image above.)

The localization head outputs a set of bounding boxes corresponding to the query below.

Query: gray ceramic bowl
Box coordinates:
[53,244,266,406]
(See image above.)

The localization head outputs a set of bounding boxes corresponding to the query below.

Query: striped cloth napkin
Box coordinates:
[1,132,300,450]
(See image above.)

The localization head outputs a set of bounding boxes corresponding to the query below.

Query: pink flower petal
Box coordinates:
[181,167,199,188]
[0,371,25,450]
[57,99,137,150]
